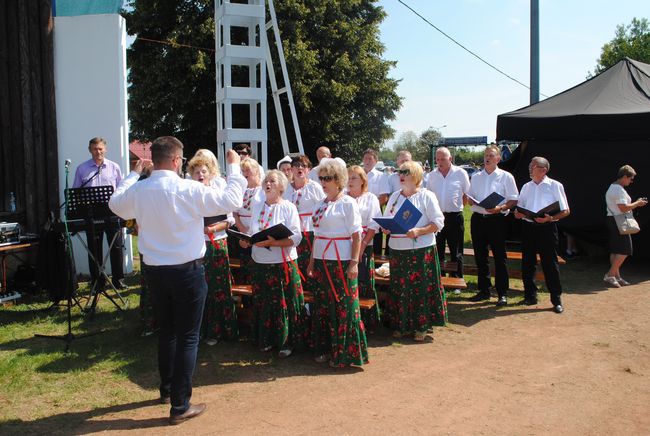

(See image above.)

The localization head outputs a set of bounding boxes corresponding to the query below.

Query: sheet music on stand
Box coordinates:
[63,185,128,316]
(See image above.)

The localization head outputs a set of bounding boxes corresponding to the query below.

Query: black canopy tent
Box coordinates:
[496,58,650,258]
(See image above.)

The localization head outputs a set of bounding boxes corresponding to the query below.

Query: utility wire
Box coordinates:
[396,0,548,98]
[136,37,215,53]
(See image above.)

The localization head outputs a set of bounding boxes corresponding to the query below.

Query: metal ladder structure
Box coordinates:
[215,0,304,170]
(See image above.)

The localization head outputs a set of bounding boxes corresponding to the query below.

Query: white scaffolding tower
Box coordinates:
[215,0,304,170]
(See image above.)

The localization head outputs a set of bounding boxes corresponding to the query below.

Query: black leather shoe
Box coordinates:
[469,291,490,302]
[521,297,538,306]
[112,279,128,290]
[496,296,507,307]
[169,403,207,425]
[553,304,564,314]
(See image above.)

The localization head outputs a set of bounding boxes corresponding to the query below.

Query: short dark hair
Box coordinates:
[363,148,378,160]
[291,155,312,169]
[233,143,252,156]
[88,137,106,148]
[151,136,184,165]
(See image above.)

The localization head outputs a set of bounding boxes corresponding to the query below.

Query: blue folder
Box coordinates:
[373,198,423,235]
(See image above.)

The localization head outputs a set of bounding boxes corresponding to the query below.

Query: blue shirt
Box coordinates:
[72,158,123,189]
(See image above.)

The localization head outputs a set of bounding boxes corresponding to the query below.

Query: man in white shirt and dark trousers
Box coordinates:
[514,157,570,313]
[109,137,246,425]
[426,147,470,290]
[363,148,390,255]
[467,145,519,306]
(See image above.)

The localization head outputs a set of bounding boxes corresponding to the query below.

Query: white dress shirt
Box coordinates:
[517,176,569,222]
[426,165,470,213]
[605,183,630,216]
[468,167,519,214]
[388,172,401,194]
[308,166,320,183]
[284,180,326,232]
[109,165,246,266]
[383,189,445,251]
[366,167,390,198]
[312,195,362,261]
[352,191,381,245]
[248,198,302,264]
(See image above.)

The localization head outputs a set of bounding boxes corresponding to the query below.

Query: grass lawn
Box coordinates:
[0,213,610,433]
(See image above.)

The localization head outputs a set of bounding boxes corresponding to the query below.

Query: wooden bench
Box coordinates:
[374,275,467,290]
[230,284,377,310]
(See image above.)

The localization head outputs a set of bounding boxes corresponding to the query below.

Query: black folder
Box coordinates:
[204,214,227,226]
[467,192,505,210]
[227,223,294,247]
[516,201,561,219]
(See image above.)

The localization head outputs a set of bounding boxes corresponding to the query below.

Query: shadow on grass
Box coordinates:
[1,399,169,435]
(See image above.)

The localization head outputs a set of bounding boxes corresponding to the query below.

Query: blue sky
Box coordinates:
[377,0,648,143]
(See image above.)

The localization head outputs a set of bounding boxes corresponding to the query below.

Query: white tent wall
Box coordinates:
[53,13,133,276]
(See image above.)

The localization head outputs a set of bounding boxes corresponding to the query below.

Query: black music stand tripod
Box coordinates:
[66,186,129,317]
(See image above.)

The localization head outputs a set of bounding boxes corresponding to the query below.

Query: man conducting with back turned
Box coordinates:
[109,136,246,425]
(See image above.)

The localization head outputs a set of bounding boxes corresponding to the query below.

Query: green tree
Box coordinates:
[124,0,401,163]
[592,17,650,76]
[415,127,442,163]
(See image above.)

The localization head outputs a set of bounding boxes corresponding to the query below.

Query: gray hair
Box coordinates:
[264,169,288,194]
[531,156,550,171]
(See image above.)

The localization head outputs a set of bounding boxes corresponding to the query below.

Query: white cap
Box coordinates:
[276,155,292,169]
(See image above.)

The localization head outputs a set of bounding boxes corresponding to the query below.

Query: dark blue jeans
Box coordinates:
[144,259,207,416]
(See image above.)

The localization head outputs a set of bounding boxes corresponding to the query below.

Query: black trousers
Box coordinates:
[86,225,124,286]
[521,221,562,305]
[436,212,464,277]
[470,213,509,297]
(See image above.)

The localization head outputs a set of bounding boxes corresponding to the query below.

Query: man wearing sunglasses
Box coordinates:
[109,136,246,425]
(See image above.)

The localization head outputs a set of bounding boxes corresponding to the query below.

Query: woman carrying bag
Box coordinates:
[604,165,648,287]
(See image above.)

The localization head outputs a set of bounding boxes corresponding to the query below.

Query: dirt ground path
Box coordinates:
[76,276,650,435]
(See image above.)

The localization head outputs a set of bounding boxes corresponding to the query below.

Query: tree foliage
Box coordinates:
[123,0,401,163]
[592,17,650,76]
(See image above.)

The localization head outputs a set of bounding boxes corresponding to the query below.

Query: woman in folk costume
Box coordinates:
[346,165,381,333]
[233,158,264,284]
[307,158,369,367]
[241,170,305,357]
[382,160,446,341]
[188,154,238,343]
[283,155,325,297]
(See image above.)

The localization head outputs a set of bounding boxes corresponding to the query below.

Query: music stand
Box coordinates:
[66,186,129,317]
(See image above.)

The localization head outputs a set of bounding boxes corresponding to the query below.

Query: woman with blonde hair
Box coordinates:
[233,158,264,283]
[347,165,381,332]
[382,160,446,341]
[242,170,305,357]
[307,158,369,367]
[188,154,238,343]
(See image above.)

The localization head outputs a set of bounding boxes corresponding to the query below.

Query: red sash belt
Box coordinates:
[315,236,352,302]
[281,247,306,285]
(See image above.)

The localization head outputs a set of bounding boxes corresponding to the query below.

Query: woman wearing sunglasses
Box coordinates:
[284,155,325,298]
[382,161,446,341]
[307,158,369,367]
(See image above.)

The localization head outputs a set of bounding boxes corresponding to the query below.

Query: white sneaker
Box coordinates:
[603,275,621,288]
[204,338,218,346]
[278,348,293,358]
[616,277,631,286]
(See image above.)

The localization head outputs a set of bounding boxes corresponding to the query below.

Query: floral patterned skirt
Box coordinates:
[251,261,306,350]
[312,259,369,367]
[295,231,315,294]
[388,245,446,334]
[203,239,238,341]
[358,244,380,331]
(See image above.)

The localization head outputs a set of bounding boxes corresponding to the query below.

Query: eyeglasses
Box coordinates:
[236,150,250,156]
[291,162,307,168]
[529,165,544,170]
[397,169,411,176]
[319,175,335,182]
[175,155,187,165]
